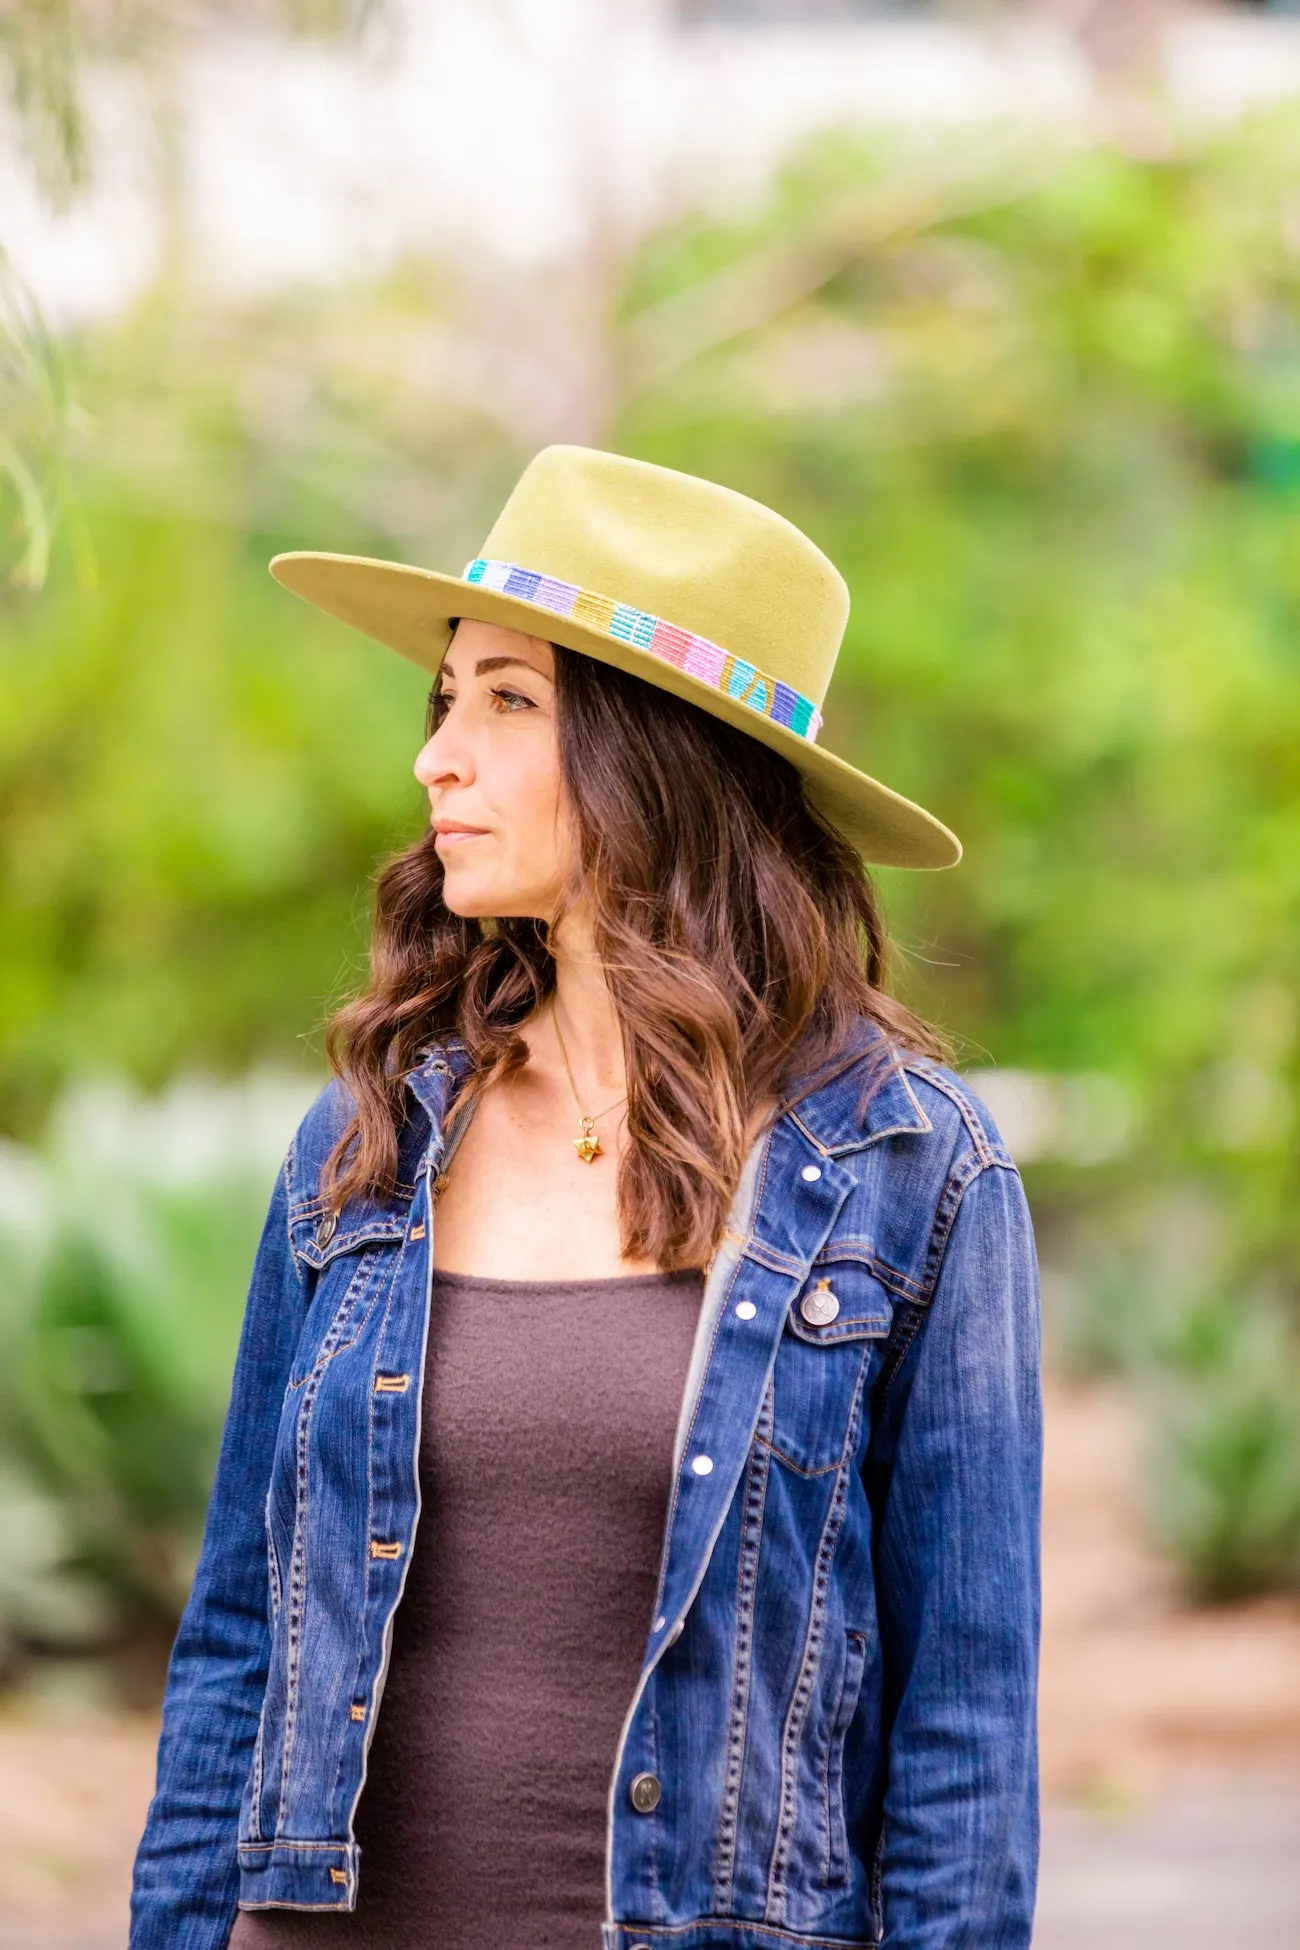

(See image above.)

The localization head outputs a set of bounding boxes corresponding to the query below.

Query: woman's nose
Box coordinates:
[414,724,470,790]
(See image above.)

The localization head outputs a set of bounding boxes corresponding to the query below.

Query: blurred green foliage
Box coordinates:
[0,1076,303,1668]
[616,121,1300,1284]
[1148,1286,1300,1600]
[2,111,1300,1625]
[0,253,91,592]
[1049,1244,1300,1599]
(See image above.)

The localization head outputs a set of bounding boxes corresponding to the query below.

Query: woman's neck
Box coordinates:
[547,908,625,1101]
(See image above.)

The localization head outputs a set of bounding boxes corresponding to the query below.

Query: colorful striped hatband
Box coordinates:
[462,558,823,743]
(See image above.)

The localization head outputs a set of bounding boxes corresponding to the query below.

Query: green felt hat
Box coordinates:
[270,445,960,869]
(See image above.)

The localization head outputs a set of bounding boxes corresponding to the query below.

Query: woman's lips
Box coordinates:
[433,822,488,848]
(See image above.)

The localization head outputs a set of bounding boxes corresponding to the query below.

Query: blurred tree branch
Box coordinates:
[0,0,87,206]
[619,147,1053,401]
[0,0,389,589]
[1028,0,1183,80]
[0,0,392,205]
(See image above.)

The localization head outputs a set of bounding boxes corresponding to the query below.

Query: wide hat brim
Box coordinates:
[269,550,962,870]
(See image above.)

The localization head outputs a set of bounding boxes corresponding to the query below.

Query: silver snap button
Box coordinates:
[800,1282,841,1326]
[690,1453,713,1476]
[315,1212,338,1248]
[800,1164,822,1182]
[628,1771,661,1813]
[735,1300,757,1320]
[652,1614,666,1632]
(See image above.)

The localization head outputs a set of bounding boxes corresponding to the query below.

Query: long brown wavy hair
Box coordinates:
[322,639,949,1269]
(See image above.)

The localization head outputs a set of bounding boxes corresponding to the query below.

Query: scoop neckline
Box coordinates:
[432,1265,704,1291]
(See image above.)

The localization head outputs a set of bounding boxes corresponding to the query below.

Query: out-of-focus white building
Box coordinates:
[5,1,1300,322]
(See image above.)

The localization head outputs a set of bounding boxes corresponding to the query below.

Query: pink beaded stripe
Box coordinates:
[463,558,823,742]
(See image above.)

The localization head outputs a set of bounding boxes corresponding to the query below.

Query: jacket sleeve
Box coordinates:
[872,1158,1042,1950]
[130,1151,307,1950]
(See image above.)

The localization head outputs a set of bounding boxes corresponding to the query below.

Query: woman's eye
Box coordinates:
[490,686,535,712]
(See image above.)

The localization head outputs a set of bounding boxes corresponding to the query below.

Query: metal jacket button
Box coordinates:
[628,1771,661,1813]
[800,1280,840,1326]
[315,1212,337,1248]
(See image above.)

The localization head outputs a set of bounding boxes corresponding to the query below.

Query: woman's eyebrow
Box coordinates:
[474,654,549,678]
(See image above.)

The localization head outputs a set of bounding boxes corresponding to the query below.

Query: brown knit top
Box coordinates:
[230,1264,703,1950]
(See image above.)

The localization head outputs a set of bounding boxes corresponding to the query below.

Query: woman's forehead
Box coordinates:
[441,618,554,679]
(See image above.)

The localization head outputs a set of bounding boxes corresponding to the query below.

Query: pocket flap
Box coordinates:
[785,1263,894,1346]
[289,1197,411,1271]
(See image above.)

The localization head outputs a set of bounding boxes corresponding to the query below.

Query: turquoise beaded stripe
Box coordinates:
[462,558,823,743]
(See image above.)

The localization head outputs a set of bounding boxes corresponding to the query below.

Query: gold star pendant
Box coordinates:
[574,1118,603,1164]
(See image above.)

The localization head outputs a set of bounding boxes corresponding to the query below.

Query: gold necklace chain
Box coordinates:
[550,1002,627,1164]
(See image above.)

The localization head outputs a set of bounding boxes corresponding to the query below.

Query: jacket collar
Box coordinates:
[404,1020,930,1159]
[403,1036,476,1133]
[778,1020,932,1157]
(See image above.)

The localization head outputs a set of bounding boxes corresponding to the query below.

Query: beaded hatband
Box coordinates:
[462,557,823,743]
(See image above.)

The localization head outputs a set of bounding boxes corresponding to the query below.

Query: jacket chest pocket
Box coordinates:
[767,1263,894,1475]
[286,1208,410,1387]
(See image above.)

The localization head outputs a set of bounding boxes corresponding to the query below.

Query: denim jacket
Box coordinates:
[131,1025,1041,1950]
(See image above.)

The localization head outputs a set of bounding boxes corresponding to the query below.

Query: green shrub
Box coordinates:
[1146,1288,1300,1602]
[1042,1252,1156,1382]
[0,1073,310,1661]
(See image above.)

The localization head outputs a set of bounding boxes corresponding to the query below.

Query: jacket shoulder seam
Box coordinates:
[283,1142,305,1289]
[873,1155,1017,1426]
[899,1059,1011,1170]
[919,1152,1012,1302]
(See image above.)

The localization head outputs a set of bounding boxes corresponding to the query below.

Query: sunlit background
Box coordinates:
[2,3,1299,1945]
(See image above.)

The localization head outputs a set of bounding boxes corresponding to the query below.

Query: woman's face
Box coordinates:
[414,620,572,921]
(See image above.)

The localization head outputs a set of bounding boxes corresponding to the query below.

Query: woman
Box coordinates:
[131,445,1041,1950]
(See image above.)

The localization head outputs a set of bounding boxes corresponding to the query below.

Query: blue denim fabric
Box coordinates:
[130,1025,1041,1950]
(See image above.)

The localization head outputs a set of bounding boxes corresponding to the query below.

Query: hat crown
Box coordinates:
[480,446,849,709]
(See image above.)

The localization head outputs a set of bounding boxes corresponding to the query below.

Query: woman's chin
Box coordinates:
[439,878,494,920]
[439,877,541,923]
